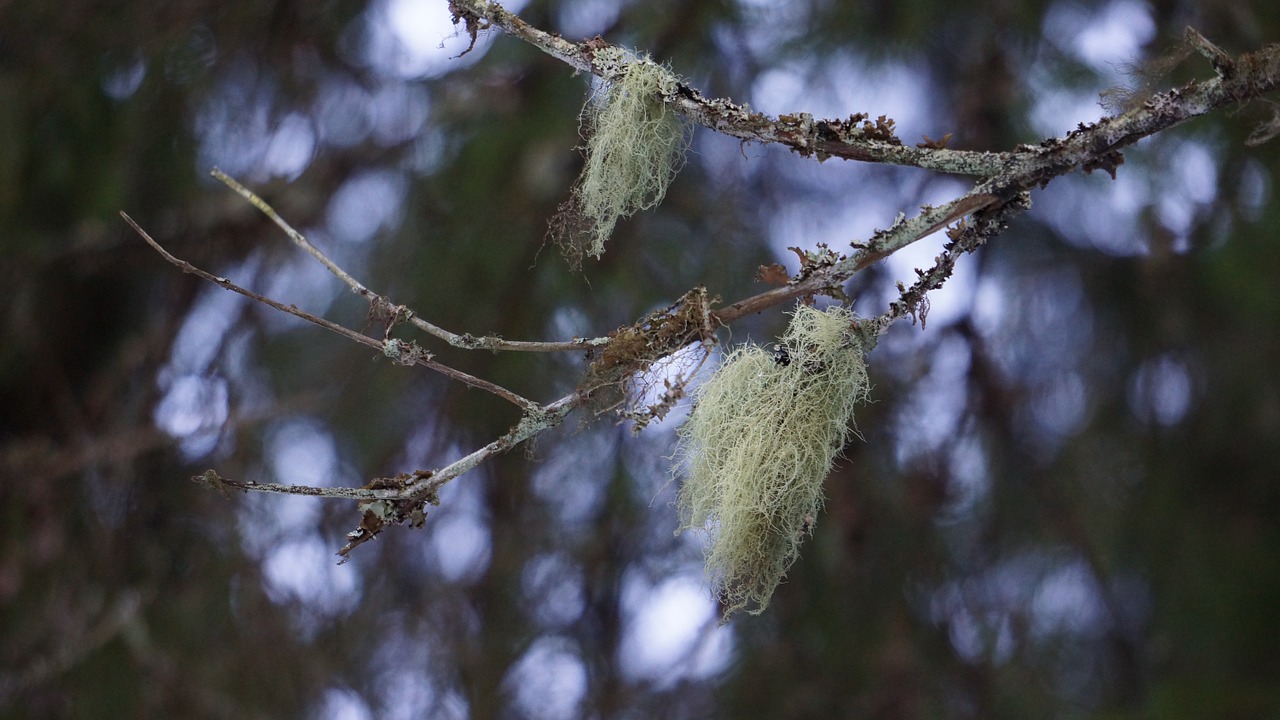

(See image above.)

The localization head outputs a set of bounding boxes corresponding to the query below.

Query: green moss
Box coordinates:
[553,51,689,265]
[675,305,871,618]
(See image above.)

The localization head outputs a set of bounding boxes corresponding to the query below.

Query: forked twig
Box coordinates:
[210,168,608,353]
[121,211,536,410]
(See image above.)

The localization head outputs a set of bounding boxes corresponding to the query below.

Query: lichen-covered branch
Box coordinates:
[448,0,1280,323]
[713,32,1280,326]
[450,0,1280,191]
[448,0,1014,176]
[1002,32,1280,184]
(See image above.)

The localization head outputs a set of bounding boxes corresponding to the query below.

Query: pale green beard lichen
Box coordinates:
[675,305,872,618]
[552,49,689,266]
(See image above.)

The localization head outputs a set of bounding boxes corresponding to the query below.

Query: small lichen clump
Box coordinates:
[554,49,688,265]
[675,305,872,618]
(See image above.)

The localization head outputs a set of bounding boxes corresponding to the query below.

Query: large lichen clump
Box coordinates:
[553,49,688,266]
[675,305,872,618]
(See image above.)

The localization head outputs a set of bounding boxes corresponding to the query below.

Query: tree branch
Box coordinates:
[714,33,1280,324]
[210,168,609,354]
[121,212,536,410]
[452,0,1280,180]
[447,0,1015,176]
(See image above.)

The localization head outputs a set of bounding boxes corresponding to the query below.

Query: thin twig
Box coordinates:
[193,469,410,500]
[210,168,609,353]
[211,168,370,293]
[189,393,580,505]
[121,212,536,410]
[413,396,577,500]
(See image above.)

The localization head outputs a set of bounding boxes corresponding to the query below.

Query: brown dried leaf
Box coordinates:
[787,246,810,270]
[756,263,790,285]
[916,132,952,149]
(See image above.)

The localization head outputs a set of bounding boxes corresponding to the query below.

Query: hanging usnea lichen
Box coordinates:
[551,48,689,266]
[675,305,872,618]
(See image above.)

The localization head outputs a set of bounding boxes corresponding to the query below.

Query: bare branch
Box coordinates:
[211,168,371,295]
[121,212,536,410]
[210,168,609,353]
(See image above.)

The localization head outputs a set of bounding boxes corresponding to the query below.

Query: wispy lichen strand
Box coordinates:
[554,49,688,264]
[675,305,871,617]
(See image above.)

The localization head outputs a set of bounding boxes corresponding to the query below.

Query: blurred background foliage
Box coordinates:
[2,0,1279,717]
